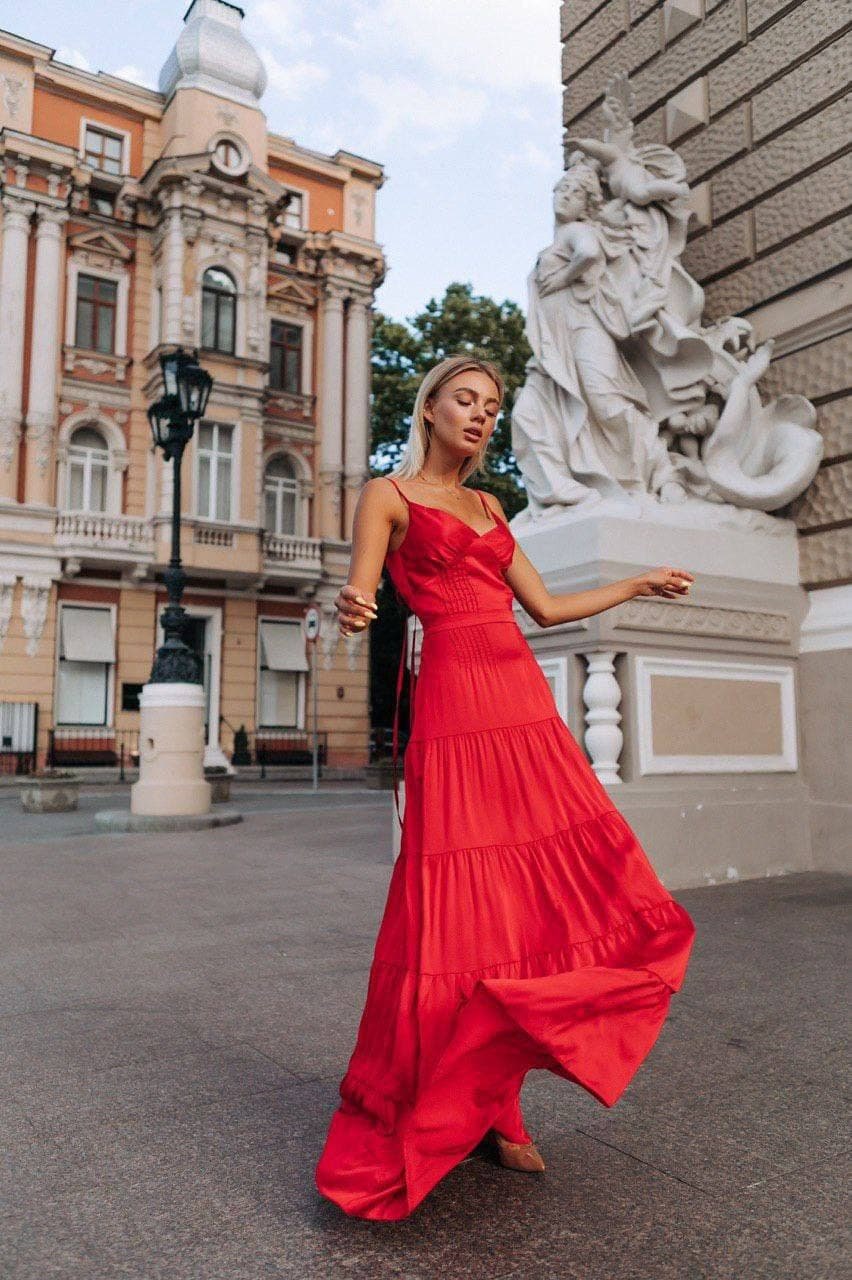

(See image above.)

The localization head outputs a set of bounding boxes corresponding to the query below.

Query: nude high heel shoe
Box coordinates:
[492,1131,546,1173]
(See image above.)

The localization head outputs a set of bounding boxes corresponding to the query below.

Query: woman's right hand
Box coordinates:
[335,584,379,637]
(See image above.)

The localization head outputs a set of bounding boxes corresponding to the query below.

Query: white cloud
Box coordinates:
[55,47,92,71]
[498,141,557,178]
[249,0,316,51]
[259,46,330,99]
[111,64,157,90]
[349,0,561,93]
[355,71,489,150]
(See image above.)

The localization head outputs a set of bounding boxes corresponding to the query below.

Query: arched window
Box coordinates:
[67,426,109,512]
[264,454,298,535]
[201,267,236,355]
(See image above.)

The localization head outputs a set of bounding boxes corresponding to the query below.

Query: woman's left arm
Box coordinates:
[482,494,694,628]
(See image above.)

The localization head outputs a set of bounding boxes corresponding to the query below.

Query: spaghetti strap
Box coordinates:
[387,473,414,824]
[476,489,497,525]
[387,476,410,506]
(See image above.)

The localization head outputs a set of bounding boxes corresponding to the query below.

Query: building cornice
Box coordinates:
[332,150,385,186]
[34,64,163,118]
[0,29,56,63]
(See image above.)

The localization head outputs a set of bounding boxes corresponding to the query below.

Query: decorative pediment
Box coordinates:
[268,276,317,310]
[68,229,133,265]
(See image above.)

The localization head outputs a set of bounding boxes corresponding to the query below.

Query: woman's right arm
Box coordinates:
[334,478,398,637]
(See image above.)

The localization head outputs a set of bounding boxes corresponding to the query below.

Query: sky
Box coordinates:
[5,0,565,325]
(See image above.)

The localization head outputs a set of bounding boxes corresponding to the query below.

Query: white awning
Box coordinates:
[60,606,115,663]
[260,620,308,672]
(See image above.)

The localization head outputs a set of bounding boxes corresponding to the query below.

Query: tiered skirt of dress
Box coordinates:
[315,606,696,1221]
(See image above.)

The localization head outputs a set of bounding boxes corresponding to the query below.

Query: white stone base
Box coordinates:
[130,682,212,817]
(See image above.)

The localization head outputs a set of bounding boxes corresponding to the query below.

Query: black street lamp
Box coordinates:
[147,347,213,684]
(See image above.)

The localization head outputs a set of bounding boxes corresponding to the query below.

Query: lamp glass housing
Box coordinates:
[159,350,181,400]
[147,399,171,450]
[179,363,213,418]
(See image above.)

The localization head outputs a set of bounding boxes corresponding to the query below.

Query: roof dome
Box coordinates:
[158,0,267,107]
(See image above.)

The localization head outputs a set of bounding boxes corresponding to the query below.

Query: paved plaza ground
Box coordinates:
[1,781,847,1279]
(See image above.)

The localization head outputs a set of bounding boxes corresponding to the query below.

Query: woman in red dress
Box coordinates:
[315,355,697,1221]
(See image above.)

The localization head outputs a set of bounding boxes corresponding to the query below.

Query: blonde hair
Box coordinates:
[392,354,505,484]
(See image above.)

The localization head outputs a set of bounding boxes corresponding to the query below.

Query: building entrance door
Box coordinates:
[182,615,212,739]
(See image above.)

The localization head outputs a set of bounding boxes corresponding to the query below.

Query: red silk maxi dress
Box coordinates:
[314,477,696,1221]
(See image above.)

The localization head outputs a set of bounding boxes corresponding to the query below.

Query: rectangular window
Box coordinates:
[283,191,303,230]
[75,274,117,353]
[83,125,124,175]
[269,321,303,393]
[259,668,299,727]
[56,606,115,726]
[196,423,234,522]
[258,620,308,727]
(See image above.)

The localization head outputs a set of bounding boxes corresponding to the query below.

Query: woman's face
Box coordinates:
[424,371,501,456]
[553,180,586,222]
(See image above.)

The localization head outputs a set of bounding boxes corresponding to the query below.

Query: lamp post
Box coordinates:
[128,346,218,822]
[147,347,212,684]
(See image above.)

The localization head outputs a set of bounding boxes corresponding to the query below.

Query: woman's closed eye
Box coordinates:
[457,396,497,418]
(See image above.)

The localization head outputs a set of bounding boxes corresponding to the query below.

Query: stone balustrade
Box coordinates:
[192,524,235,548]
[262,530,323,570]
[54,512,154,549]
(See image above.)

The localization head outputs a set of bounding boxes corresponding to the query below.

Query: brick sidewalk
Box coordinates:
[1,794,846,1278]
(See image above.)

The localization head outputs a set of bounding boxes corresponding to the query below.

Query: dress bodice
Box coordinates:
[383,478,516,628]
[382,477,518,822]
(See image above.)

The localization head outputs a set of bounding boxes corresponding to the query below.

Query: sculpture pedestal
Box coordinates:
[510,497,814,889]
[130,683,212,817]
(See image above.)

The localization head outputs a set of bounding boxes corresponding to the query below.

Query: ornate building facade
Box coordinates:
[0,0,385,770]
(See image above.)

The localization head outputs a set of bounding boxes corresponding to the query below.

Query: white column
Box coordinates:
[319,282,346,538]
[161,204,184,345]
[343,294,371,532]
[583,651,623,784]
[24,207,69,506]
[0,195,35,500]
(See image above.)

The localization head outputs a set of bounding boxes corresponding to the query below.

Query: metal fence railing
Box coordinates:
[0,701,38,776]
[47,728,140,780]
[220,721,329,778]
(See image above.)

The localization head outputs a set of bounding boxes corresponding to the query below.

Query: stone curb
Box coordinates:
[93,809,244,833]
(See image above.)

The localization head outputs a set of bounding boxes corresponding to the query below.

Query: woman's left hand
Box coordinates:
[631,566,695,599]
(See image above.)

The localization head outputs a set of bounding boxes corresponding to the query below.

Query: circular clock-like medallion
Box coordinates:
[209,133,250,178]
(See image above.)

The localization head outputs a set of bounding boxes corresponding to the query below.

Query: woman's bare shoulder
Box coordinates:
[358,476,406,520]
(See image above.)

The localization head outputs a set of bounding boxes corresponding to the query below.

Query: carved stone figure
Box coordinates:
[511,73,822,523]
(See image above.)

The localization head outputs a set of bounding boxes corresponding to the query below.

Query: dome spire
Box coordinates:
[159,0,267,107]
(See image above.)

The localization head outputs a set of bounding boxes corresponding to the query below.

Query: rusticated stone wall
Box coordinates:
[562,0,851,589]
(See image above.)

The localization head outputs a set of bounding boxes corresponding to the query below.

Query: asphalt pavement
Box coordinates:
[1,784,847,1278]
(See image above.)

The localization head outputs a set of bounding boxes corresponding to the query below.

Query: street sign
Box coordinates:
[304,606,321,640]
